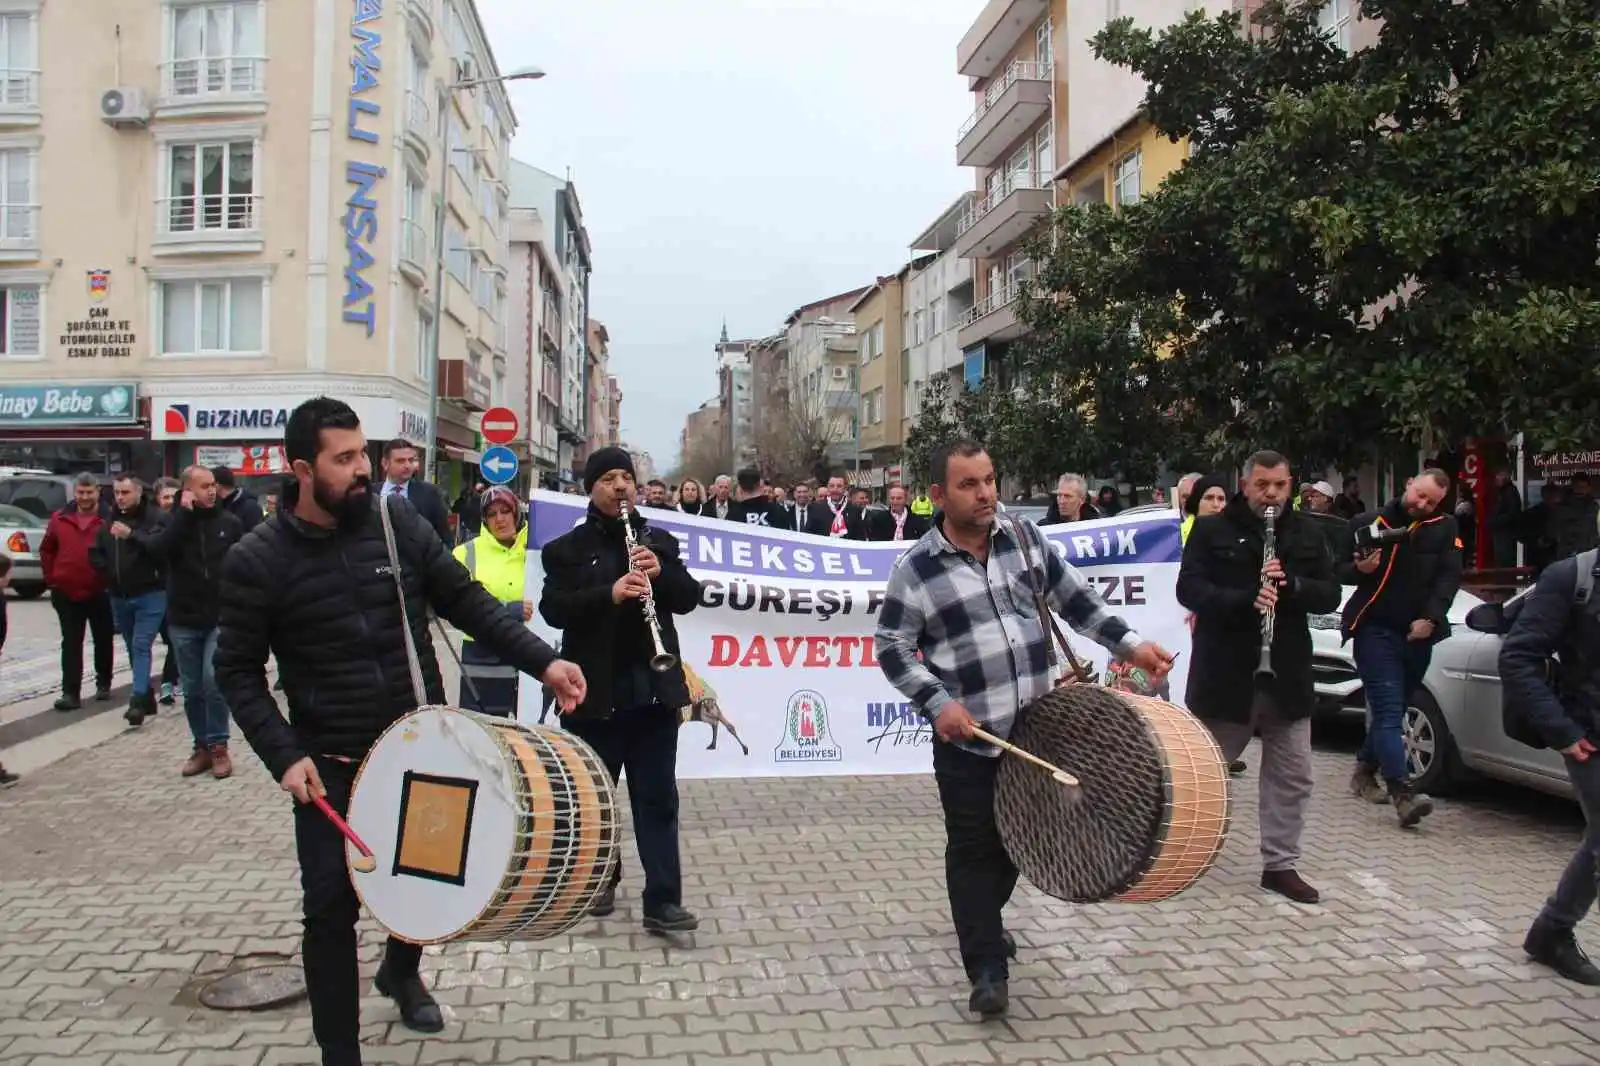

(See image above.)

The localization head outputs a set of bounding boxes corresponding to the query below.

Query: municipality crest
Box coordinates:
[774,689,841,763]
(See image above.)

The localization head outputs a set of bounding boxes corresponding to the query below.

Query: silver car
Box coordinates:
[0,502,47,599]
[1310,585,1571,800]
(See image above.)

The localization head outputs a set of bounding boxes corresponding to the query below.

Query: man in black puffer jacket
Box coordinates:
[89,475,169,727]
[214,397,585,1066]
[1338,468,1462,827]
[161,464,244,781]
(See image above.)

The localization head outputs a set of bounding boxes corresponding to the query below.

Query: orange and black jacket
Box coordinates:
[1338,499,1463,642]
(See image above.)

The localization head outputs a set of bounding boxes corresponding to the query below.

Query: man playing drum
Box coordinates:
[215,398,586,1066]
[1177,450,1340,905]
[875,440,1172,1019]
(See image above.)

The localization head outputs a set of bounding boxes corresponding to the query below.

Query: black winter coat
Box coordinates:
[89,501,168,596]
[1337,499,1462,641]
[1500,552,1600,751]
[1177,498,1342,724]
[539,505,701,721]
[159,504,244,628]
[801,499,867,539]
[214,491,559,781]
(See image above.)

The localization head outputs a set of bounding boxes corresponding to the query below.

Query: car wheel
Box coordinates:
[1403,689,1463,795]
[11,583,44,600]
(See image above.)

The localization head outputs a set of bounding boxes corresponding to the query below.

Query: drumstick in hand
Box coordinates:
[971,727,1081,791]
[311,794,378,873]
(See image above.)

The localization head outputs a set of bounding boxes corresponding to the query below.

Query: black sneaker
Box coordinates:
[374,966,445,1032]
[124,693,152,727]
[1525,923,1600,985]
[968,973,1008,1017]
[1002,930,1017,959]
[158,683,176,706]
[53,695,81,712]
[643,903,699,934]
[0,766,19,789]
[94,685,112,701]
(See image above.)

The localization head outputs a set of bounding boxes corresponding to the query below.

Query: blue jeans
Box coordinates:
[1353,625,1434,787]
[169,624,229,747]
[110,591,167,698]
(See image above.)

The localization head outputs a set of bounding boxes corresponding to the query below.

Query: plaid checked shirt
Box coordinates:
[875,515,1144,757]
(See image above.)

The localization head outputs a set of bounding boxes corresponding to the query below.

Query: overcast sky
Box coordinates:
[477,0,975,469]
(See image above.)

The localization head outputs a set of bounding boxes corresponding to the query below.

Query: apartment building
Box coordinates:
[0,0,526,497]
[506,194,562,478]
[714,325,756,470]
[905,195,974,428]
[509,160,592,483]
[850,272,906,476]
[574,318,619,469]
[783,288,867,470]
[679,397,722,475]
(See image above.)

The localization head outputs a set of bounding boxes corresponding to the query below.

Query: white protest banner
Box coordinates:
[516,490,1191,781]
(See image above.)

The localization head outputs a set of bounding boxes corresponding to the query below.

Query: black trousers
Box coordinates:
[565,703,683,911]
[934,741,1019,983]
[160,622,180,686]
[51,591,113,697]
[295,759,422,1066]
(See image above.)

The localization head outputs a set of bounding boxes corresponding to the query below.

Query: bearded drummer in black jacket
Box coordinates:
[213,397,585,1066]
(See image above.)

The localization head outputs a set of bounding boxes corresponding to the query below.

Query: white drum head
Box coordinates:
[346,706,520,944]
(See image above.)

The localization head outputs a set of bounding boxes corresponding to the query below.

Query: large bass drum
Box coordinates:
[345,706,620,944]
[994,685,1230,904]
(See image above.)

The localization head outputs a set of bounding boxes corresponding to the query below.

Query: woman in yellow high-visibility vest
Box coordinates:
[451,487,531,717]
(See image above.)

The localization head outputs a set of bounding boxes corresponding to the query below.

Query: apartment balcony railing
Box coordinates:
[957,60,1052,169]
[823,389,857,412]
[398,218,430,284]
[161,56,267,98]
[0,69,39,108]
[962,283,1019,328]
[956,281,1031,349]
[953,171,1053,259]
[405,88,432,133]
[160,192,262,235]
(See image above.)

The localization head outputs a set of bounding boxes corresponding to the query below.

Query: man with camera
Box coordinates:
[1339,469,1463,826]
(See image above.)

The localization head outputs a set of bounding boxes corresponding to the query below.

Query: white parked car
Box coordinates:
[1309,584,1571,799]
[0,502,47,598]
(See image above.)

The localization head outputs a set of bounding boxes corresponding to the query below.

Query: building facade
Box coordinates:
[713,324,756,471]
[509,160,591,483]
[505,197,562,479]
[850,273,906,475]
[905,196,974,429]
[0,0,523,498]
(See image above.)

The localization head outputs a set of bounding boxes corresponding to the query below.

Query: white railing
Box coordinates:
[0,70,38,107]
[962,282,1021,328]
[400,218,431,266]
[162,57,267,98]
[405,90,432,138]
[958,59,1051,141]
[160,192,262,234]
[957,171,1051,237]
[0,203,37,243]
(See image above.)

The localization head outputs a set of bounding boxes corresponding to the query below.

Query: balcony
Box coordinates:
[953,173,1052,260]
[398,218,430,287]
[157,57,268,118]
[823,388,857,412]
[438,356,491,410]
[402,90,432,165]
[956,283,1030,350]
[957,60,1051,168]
[152,192,264,256]
[403,0,435,48]
[957,0,1049,80]
[0,69,39,125]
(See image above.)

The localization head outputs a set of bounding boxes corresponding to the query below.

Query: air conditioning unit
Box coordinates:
[831,366,848,380]
[100,87,150,128]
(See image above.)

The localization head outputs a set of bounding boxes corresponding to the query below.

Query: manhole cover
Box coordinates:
[197,965,308,1011]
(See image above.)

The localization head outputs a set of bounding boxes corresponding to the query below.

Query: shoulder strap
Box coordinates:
[379,494,430,708]
[1005,514,1095,684]
[1576,548,1598,606]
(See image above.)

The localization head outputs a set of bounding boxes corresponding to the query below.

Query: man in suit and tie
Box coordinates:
[380,439,452,544]
[867,484,930,542]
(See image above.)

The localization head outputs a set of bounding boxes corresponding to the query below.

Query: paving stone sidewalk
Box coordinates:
[2,711,1599,1066]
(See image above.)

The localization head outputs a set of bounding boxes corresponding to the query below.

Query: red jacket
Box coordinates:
[42,507,107,602]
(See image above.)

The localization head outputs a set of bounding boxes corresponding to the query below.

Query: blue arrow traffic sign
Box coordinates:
[479,445,518,486]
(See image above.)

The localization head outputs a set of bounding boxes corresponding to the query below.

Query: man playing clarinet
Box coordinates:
[1177,450,1340,904]
[875,440,1172,1019]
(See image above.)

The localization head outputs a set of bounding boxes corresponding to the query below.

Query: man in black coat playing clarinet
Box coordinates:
[540,446,704,933]
[1177,450,1341,905]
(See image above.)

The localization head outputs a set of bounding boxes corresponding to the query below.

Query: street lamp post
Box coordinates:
[423,65,545,484]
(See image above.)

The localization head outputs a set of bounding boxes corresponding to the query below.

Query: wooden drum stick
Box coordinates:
[970,727,1081,790]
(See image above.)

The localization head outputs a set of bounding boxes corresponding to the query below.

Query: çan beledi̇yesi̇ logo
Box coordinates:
[773,689,841,763]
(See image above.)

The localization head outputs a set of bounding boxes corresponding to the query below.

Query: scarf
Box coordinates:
[827,495,846,537]
[891,508,907,541]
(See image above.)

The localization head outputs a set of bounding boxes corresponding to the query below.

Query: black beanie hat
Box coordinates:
[583,446,635,492]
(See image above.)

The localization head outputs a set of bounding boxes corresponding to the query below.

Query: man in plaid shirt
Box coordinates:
[876,440,1171,1019]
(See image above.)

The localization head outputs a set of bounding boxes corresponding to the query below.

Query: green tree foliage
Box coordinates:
[1005,0,1600,471]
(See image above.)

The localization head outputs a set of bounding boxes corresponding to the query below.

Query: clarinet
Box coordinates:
[1255,505,1279,682]
[620,500,680,674]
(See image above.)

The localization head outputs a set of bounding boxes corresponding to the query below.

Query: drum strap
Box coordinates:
[1007,514,1097,687]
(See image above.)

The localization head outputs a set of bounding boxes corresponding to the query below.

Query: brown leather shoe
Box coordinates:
[181,747,213,777]
[209,745,233,780]
[1261,868,1321,904]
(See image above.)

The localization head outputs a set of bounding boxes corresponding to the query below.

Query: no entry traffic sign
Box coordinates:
[480,406,519,446]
